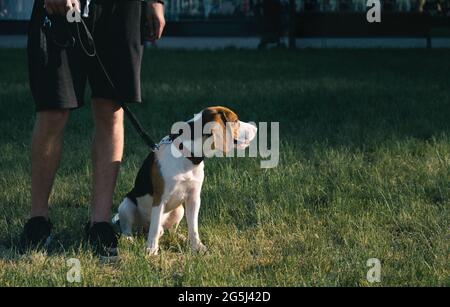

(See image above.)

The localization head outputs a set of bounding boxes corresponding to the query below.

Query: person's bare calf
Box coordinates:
[31,110,70,218]
[90,98,124,225]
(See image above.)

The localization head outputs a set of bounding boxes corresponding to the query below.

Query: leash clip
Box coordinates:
[43,16,52,29]
[151,143,160,152]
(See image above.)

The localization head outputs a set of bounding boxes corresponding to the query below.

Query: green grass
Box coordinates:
[0,48,449,287]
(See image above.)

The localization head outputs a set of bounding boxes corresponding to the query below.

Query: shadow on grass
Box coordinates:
[0,220,192,262]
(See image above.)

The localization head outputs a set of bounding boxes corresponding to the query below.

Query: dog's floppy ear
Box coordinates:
[202,107,236,154]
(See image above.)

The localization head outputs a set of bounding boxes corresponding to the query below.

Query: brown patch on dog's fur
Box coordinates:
[202,106,240,152]
[151,154,165,207]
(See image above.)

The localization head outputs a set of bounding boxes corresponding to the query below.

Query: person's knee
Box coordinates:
[35,110,70,134]
[92,98,124,131]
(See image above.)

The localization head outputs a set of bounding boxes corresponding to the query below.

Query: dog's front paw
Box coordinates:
[146,242,159,256]
[192,242,207,254]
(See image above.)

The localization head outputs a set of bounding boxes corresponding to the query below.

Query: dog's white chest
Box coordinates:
[165,169,204,210]
[165,186,187,211]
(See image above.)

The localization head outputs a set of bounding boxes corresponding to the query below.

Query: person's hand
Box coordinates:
[45,0,80,16]
[146,1,166,41]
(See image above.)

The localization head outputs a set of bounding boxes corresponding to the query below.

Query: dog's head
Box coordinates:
[172,106,257,157]
[201,106,257,154]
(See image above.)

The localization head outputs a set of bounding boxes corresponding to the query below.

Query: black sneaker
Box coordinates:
[20,217,53,251]
[86,222,119,262]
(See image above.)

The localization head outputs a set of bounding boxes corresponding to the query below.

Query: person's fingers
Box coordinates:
[64,4,73,16]
[147,13,156,41]
[71,0,81,13]
[157,18,165,40]
[146,3,165,41]
[67,0,80,14]
[154,19,161,40]
[150,15,165,40]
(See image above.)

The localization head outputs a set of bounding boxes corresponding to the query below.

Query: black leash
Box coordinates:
[76,18,160,151]
[44,13,159,152]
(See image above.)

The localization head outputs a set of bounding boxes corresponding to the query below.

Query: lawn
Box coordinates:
[0,48,449,287]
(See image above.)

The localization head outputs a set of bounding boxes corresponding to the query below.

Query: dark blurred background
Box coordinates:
[0,0,449,48]
[1,0,449,20]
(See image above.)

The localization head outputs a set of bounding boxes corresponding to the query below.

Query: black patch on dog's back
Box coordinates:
[126,153,155,205]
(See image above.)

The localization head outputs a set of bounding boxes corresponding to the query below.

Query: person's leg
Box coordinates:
[31,110,70,218]
[90,98,124,224]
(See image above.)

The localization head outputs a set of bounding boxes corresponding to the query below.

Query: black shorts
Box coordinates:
[27,0,144,111]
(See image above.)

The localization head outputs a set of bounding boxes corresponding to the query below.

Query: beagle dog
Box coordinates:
[114,106,257,255]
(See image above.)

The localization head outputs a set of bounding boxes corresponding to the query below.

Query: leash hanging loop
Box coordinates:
[83,0,92,17]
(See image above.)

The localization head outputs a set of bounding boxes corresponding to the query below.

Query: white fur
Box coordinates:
[236,121,258,149]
